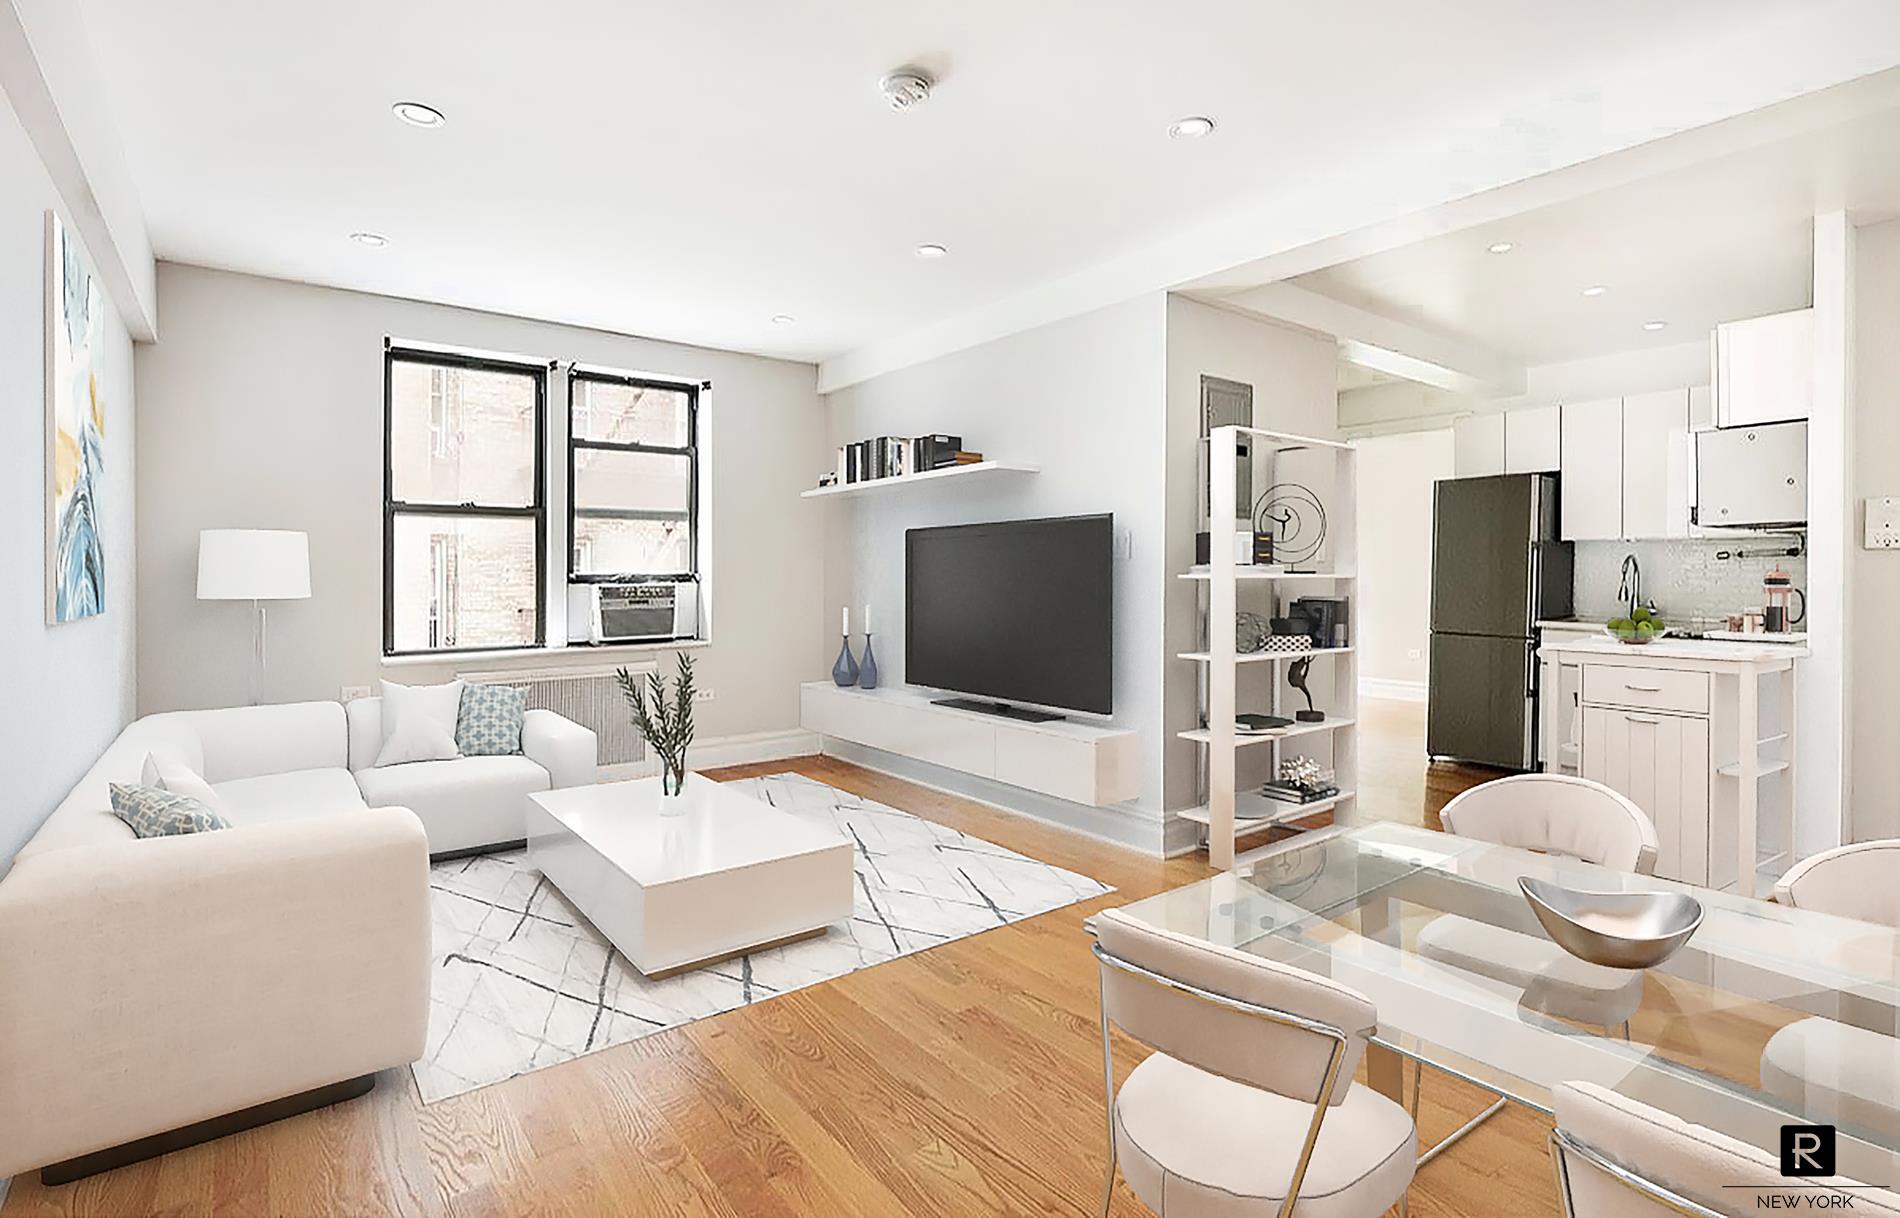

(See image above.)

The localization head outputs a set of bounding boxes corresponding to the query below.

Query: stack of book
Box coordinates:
[835,434,984,484]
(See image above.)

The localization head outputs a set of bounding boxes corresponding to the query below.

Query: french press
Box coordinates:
[1763,567,1805,633]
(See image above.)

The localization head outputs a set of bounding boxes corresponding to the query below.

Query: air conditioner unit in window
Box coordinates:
[567,581,698,644]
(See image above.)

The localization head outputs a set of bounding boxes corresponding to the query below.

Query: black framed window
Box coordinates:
[384,346,547,655]
[567,371,699,583]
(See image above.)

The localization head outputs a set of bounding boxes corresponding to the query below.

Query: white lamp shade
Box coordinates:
[197,529,311,600]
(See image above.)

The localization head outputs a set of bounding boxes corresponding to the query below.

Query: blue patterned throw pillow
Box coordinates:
[109,782,231,838]
[457,683,527,756]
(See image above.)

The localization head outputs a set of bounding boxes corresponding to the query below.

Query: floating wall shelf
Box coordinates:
[800,461,1040,499]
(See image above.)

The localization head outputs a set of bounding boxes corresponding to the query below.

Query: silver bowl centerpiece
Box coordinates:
[1518,877,1704,970]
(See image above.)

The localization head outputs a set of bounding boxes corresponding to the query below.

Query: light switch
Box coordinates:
[1866,497,1900,550]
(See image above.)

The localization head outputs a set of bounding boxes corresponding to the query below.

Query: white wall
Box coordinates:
[0,89,137,869]
[1850,216,1900,840]
[135,264,827,746]
[1352,429,1453,697]
[820,295,1169,846]
[1163,296,1340,814]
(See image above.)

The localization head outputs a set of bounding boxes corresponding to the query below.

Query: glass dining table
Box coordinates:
[1115,822,1900,1182]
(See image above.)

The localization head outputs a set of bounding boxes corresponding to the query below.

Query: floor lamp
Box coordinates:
[197,529,311,705]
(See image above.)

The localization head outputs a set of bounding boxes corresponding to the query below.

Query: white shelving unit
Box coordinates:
[1182,425,1359,869]
[799,460,1039,499]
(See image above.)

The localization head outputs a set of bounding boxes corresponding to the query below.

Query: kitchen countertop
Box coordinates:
[1535,619,1598,630]
[1538,635,1809,663]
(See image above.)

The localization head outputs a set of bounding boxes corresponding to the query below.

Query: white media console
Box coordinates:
[799,682,1140,807]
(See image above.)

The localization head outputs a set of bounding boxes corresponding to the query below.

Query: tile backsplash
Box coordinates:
[1572,537,1807,627]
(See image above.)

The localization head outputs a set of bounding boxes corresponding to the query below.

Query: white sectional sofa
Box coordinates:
[346,694,597,856]
[0,697,597,1183]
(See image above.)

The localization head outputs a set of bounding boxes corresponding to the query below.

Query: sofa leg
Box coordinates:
[429,839,528,863]
[39,1073,376,1185]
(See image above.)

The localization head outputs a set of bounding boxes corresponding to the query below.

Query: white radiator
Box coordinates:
[458,664,653,766]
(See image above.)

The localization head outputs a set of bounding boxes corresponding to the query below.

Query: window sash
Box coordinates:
[384,346,548,656]
[567,372,699,584]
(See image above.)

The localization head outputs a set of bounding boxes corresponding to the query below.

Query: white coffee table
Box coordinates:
[526,773,854,978]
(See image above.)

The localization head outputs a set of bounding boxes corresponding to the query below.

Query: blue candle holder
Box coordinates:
[831,633,859,686]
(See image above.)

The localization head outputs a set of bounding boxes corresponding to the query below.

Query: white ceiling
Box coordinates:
[74,0,1828,367]
[1289,105,1900,369]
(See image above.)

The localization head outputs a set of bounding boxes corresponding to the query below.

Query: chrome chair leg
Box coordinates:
[1098,1000,1118,1218]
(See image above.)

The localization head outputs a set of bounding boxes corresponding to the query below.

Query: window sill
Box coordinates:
[380,638,710,669]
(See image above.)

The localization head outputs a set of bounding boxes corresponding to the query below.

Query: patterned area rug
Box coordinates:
[414,771,1113,1102]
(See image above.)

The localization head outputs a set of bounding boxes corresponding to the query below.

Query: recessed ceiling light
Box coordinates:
[771,314,796,325]
[1643,320,1669,331]
[914,243,948,260]
[1487,241,1515,254]
[349,231,389,247]
[1168,116,1216,140]
[1581,285,1609,298]
[392,101,446,128]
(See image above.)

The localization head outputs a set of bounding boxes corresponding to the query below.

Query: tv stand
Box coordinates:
[799,683,1139,806]
[929,697,1065,724]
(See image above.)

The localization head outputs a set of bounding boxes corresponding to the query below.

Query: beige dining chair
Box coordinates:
[1548,1080,1900,1217]
[1761,840,1900,1135]
[1092,906,1416,1218]
[1411,775,1662,1162]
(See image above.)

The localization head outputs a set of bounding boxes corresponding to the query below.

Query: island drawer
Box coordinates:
[1581,664,1710,715]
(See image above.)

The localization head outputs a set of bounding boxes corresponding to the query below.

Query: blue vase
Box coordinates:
[831,634,859,686]
[858,634,879,689]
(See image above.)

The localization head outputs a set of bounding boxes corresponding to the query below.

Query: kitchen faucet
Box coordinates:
[1618,554,1643,618]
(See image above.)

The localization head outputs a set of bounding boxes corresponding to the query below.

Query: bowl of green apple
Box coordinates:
[1604,606,1669,644]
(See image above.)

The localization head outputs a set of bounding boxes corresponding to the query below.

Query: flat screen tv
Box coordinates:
[905,514,1113,719]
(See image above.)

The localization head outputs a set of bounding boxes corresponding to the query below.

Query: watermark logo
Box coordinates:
[1782,1124,1837,1178]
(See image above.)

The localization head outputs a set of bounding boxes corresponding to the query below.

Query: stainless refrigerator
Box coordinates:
[1427,474,1573,769]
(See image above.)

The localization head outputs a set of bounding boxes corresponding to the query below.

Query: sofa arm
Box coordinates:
[0,807,430,1178]
[522,708,598,789]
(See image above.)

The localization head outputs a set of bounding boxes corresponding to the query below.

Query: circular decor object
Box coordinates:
[1253,483,1327,565]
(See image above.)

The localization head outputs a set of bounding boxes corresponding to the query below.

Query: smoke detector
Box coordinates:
[879,69,933,111]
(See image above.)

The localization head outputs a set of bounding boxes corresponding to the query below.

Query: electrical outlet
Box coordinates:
[1406,649,1422,661]
[1113,527,1133,561]
[1866,496,1900,550]
[692,687,717,703]
[341,685,371,703]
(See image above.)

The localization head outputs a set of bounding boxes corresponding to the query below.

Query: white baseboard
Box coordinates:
[819,737,1168,857]
[601,728,820,782]
[1360,678,1428,703]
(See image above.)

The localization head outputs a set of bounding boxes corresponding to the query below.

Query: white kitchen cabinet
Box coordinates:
[1582,705,1710,884]
[1453,414,1505,478]
[1544,637,1801,898]
[1504,405,1562,473]
[1559,398,1623,540]
[1715,308,1813,427]
[1621,388,1692,540]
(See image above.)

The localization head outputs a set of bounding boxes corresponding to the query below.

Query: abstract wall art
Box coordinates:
[46,211,106,624]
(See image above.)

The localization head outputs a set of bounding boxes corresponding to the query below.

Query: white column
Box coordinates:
[1801,212,1855,851]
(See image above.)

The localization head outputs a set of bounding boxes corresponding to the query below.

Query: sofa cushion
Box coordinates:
[108,783,231,838]
[457,683,526,756]
[375,680,463,767]
[354,755,550,853]
[212,768,368,827]
[142,751,229,819]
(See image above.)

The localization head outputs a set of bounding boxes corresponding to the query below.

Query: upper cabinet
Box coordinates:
[1621,389,1692,540]
[1714,308,1813,428]
[1504,405,1562,474]
[1453,407,1559,478]
[1560,398,1624,540]
[1453,413,1505,477]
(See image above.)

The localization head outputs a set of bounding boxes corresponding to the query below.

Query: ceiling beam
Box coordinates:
[0,0,157,339]
[1215,283,1526,396]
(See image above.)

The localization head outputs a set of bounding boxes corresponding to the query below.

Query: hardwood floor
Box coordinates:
[6,730,1542,1218]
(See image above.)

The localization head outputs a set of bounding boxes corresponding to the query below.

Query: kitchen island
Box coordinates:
[1538,634,1805,897]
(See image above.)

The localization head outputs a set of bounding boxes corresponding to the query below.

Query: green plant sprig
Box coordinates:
[617,654,696,791]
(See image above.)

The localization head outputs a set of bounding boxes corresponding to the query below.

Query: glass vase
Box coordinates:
[858,634,879,689]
